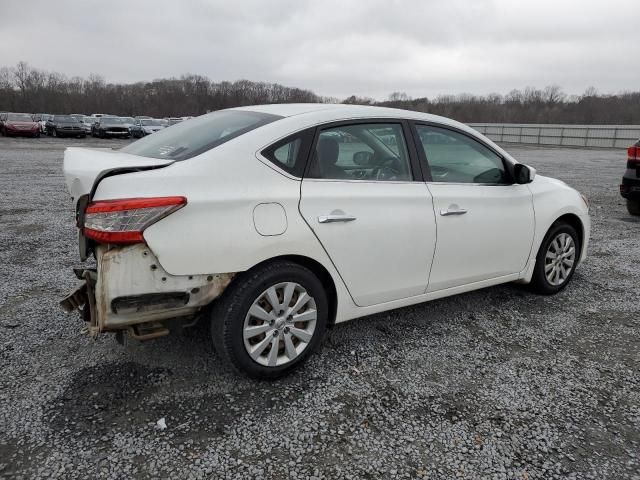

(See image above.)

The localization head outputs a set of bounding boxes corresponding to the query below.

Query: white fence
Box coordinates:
[468,123,640,148]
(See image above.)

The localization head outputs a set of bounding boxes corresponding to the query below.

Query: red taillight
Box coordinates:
[83,196,186,245]
[628,145,640,163]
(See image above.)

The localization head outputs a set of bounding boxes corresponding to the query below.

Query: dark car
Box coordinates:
[0,112,40,137]
[46,115,86,138]
[621,140,640,215]
[92,117,131,139]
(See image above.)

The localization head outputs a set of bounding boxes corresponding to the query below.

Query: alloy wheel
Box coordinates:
[544,232,576,286]
[243,282,317,367]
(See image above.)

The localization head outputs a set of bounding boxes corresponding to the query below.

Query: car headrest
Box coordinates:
[317,137,339,166]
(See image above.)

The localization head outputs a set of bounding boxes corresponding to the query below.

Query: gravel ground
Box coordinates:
[0,136,638,480]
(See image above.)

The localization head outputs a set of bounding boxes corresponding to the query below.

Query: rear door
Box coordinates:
[412,123,535,292]
[299,120,437,307]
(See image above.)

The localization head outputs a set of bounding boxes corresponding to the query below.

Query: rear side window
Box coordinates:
[121,110,282,161]
[261,129,314,177]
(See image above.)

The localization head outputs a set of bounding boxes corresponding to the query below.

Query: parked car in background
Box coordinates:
[46,115,86,138]
[0,112,40,137]
[167,117,183,126]
[34,113,52,133]
[91,117,131,138]
[130,118,165,138]
[621,139,640,215]
[79,117,95,135]
[121,117,136,131]
[60,104,590,379]
[70,114,85,121]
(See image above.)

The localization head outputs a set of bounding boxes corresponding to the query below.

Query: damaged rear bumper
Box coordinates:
[60,244,234,337]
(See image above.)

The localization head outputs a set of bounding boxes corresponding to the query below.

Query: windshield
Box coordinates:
[8,113,34,122]
[121,110,281,161]
[123,117,135,123]
[102,117,125,124]
[141,119,162,126]
[54,115,78,122]
[83,117,95,123]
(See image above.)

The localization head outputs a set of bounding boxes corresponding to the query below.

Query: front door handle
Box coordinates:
[318,214,357,224]
[440,207,467,216]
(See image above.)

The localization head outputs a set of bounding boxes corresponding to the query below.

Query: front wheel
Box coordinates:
[627,199,640,216]
[529,222,580,295]
[210,261,328,379]
[51,128,57,137]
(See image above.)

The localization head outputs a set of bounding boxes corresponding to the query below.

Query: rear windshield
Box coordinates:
[121,110,282,161]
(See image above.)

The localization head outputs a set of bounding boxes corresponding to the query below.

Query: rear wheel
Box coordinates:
[210,261,328,379]
[627,199,640,216]
[52,128,57,137]
[529,222,580,295]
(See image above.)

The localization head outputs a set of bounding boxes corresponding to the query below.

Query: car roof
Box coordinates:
[224,103,516,165]
[229,103,465,128]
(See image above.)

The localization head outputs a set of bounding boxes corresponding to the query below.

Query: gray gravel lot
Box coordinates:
[0,136,639,479]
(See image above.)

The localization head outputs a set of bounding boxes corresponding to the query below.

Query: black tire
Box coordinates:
[34,131,40,138]
[51,128,57,138]
[528,222,580,295]
[1,127,5,136]
[210,261,328,379]
[627,199,640,216]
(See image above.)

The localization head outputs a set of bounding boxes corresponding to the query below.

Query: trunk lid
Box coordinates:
[63,147,173,206]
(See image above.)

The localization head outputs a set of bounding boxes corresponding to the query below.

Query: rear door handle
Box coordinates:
[440,208,467,216]
[318,214,357,223]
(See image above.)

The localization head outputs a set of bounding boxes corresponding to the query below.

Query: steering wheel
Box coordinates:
[374,157,402,181]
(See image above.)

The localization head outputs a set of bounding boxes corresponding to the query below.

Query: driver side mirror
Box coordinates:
[514,163,536,184]
[353,151,373,167]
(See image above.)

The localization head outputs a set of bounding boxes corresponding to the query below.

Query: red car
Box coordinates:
[0,112,40,137]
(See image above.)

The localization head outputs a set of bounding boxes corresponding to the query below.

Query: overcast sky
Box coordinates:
[1,0,639,100]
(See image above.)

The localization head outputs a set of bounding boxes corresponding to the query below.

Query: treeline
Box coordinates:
[1,62,639,124]
[370,87,640,124]
[0,62,328,117]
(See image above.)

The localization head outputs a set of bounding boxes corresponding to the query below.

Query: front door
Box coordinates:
[412,124,535,292]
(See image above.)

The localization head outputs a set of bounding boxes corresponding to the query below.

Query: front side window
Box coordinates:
[122,110,282,161]
[307,123,412,181]
[415,125,508,184]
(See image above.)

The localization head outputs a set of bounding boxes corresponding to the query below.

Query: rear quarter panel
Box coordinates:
[92,141,354,315]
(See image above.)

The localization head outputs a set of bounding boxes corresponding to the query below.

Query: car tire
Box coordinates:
[210,261,328,379]
[627,199,640,216]
[52,128,57,138]
[34,131,40,138]
[0,127,5,136]
[528,222,580,295]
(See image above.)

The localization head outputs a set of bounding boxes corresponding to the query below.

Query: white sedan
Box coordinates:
[61,104,590,378]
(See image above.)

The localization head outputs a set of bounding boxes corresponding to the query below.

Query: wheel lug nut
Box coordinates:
[284,327,290,333]
[273,330,279,337]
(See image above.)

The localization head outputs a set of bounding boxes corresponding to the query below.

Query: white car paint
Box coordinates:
[62,103,590,332]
